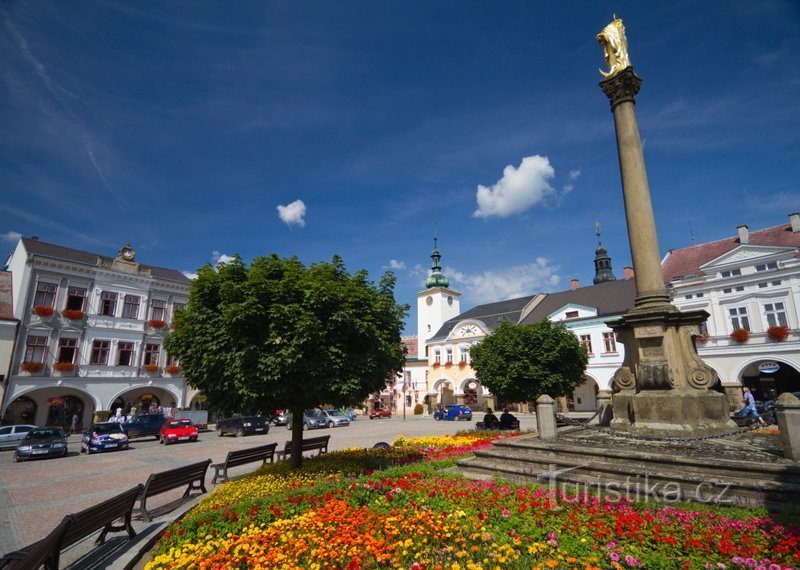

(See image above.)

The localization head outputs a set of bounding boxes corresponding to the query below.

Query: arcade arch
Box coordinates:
[2,386,97,430]
[108,386,180,417]
[571,375,600,411]
[736,356,800,401]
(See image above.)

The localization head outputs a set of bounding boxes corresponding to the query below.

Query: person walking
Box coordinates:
[70,413,78,436]
[737,387,765,426]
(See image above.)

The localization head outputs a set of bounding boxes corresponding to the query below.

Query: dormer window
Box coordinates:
[565,311,579,319]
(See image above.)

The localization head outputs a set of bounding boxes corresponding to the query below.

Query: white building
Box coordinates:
[1,238,198,431]
[663,213,800,407]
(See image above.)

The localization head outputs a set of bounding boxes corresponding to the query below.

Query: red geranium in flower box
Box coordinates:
[53,362,75,373]
[33,306,54,317]
[730,328,750,343]
[21,361,45,373]
[432,362,440,368]
[148,320,166,329]
[696,332,710,344]
[143,364,159,373]
[444,361,453,367]
[61,309,85,320]
[767,325,790,341]
[458,361,467,367]
[165,365,182,375]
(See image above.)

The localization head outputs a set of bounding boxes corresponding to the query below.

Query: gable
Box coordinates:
[448,320,489,341]
[548,303,599,322]
[701,245,795,272]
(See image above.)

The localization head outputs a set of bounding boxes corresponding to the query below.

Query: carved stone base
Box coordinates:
[611,389,738,437]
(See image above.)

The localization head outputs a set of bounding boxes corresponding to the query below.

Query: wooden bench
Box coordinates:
[0,485,142,570]
[475,420,519,431]
[211,443,277,484]
[138,459,211,522]
[277,435,330,461]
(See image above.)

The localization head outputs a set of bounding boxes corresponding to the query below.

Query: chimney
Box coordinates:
[737,225,749,244]
[790,212,800,233]
[623,266,634,280]
[571,278,580,290]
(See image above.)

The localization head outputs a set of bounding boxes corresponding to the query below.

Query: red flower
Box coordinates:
[61,309,85,320]
[53,361,75,373]
[143,364,159,373]
[730,328,749,343]
[148,319,166,329]
[21,361,45,373]
[767,324,790,341]
[165,365,182,375]
[33,306,54,316]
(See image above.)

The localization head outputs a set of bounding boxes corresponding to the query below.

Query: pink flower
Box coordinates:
[501,508,510,518]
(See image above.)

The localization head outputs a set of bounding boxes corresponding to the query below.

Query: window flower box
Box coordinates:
[767,325,790,342]
[53,362,75,373]
[61,309,85,320]
[445,361,453,367]
[165,365,182,375]
[143,364,160,373]
[730,328,750,343]
[32,306,54,317]
[458,360,468,367]
[432,362,440,368]
[148,319,166,329]
[695,332,710,345]
[21,361,45,373]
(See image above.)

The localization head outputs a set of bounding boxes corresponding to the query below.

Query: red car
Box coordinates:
[159,418,199,445]
[369,408,391,419]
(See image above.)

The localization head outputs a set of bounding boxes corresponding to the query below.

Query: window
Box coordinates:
[723,288,732,294]
[602,332,617,353]
[565,310,579,319]
[729,307,750,331]
[772,281,781,286]
[117,342,135,366]
[57,338,78,363]
[90,340,111,365]
[445,348,453,363]
[758,282,768,289]
[755,262,778,272]
[720,269,741,278]
[150,299,166,321]
[65,286,87,311]
[579,334,593,354]
[172,302,186,319]
[166,353,179,367]
[459,346,469,363]
[122,295,140,319]
[696,293,704,298]
[434,350,441,365]
[735,286,744,292]
[99,292,118,316]
[33,282,57,308]
[764,302,788,327]
[144,344,160,366]
[685,294,693,299]
[24,335,48,362]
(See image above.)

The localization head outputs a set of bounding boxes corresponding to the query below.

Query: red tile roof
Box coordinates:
[662,222,800,282]
[0,272,14,321]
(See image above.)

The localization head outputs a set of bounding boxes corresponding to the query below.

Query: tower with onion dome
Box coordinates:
[416,237,461,357]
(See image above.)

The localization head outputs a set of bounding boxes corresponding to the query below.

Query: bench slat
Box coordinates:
[211,443,277,484]
[139,460,211,522]
[64,484,143,547]
[277,435,330,460]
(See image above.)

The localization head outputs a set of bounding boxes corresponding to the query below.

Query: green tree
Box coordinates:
[165,254,408,468]
[469,320,588,405]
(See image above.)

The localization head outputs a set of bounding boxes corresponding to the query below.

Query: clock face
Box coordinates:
[426,296,433,306]
[460,325,478,336]
[447,296,453,306]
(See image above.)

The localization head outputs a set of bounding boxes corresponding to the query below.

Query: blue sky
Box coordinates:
[2,1,799,330]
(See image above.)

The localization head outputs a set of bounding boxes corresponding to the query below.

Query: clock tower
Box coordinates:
[417,238,461,357]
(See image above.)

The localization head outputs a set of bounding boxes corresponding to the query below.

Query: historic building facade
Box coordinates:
[663,213,800,407]
[1,237,197,430]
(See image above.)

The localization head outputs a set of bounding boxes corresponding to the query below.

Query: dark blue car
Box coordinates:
[434,404,473,421]
[80,422,129,454]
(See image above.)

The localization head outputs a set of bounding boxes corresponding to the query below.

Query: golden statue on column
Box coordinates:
[597,17,631,78]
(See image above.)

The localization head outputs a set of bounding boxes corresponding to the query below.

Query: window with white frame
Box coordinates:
[445,348,453,363]
[65,286,87,311]
[579,334,593,354]
[24,335,48,362]
[763,302,788,327]
[144,343,160,366]
[122,295,140,319]
[172,302,186,317]
[602,332,617,353]
[99,292,118,316]
[728,307,750,331]
[33,282,57,308]
[459,346,469,363]
[755,262,778,272]
[720,269,741,278]
[565,310,579,319]
[166,352,179,367]
[150,299,166,321]
[117,342,135,366]
[434,350,441,364]
[90,340,110,365]
[57,338,79,363]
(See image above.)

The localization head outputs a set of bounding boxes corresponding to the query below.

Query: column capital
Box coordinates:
[599,67,642,110]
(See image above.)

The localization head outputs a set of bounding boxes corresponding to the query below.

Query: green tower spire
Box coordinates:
[593,222,617,284]
[425,237,450,289]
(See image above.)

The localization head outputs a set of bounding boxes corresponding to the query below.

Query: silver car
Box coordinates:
[0,425,37,449]
[321,410,350,428]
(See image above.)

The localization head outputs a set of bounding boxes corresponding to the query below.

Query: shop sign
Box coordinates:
[758,361,780,374]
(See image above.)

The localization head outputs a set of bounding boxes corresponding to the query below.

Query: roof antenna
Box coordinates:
[433,220,438,249]
[688,220,696,246]
[595,221,602,244]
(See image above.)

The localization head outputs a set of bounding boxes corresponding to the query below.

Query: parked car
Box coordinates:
[122,413,166,440]
[272,411,289,426]
[160,418,199,444]
[338,408,358,421]
[286,410,327,430]
[14,428,68,462]
[217,415,270,437]
[321,410,350,428]
[369,408,392,419]
[81,422,129,454]
[172,410,208,430]
[434,404,473,421]
[0,424,37,449]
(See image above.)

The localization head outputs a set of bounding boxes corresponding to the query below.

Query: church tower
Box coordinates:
[593,222,617,284]
[416,238,461,357]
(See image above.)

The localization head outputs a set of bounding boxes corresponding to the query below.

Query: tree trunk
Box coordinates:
[290,405,305,469]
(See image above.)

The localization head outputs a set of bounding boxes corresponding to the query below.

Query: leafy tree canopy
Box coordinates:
[165,254,408,466]
[469,320,589,404]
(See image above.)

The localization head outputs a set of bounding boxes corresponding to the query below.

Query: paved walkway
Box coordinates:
[0,412,546,566]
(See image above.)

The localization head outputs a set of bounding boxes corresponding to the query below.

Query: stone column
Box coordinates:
[536,395,557,440]
[776,392,800,462]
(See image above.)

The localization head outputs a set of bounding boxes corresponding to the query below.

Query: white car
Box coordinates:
[320,410,350,428]
[0,425,38,449]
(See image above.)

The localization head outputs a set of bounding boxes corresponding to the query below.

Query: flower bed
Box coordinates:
[145,433,800,570]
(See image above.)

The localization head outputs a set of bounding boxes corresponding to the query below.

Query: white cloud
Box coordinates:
[2,231,22,242]
[277,199,307,228]
[182,271,198,280]
[212,250,235,265]
[473,155,555,218]
[386,259,406,270]
[445,258,561,304]
[568,169,582,181]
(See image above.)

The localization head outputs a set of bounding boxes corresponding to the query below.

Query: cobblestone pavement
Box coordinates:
[0,412,542,559]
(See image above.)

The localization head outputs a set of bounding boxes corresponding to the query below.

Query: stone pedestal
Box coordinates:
[595,390,613,426]
[535,395,557,440]
[776,392,800,462]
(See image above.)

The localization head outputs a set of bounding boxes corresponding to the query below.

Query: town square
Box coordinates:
[1,2,799,569]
